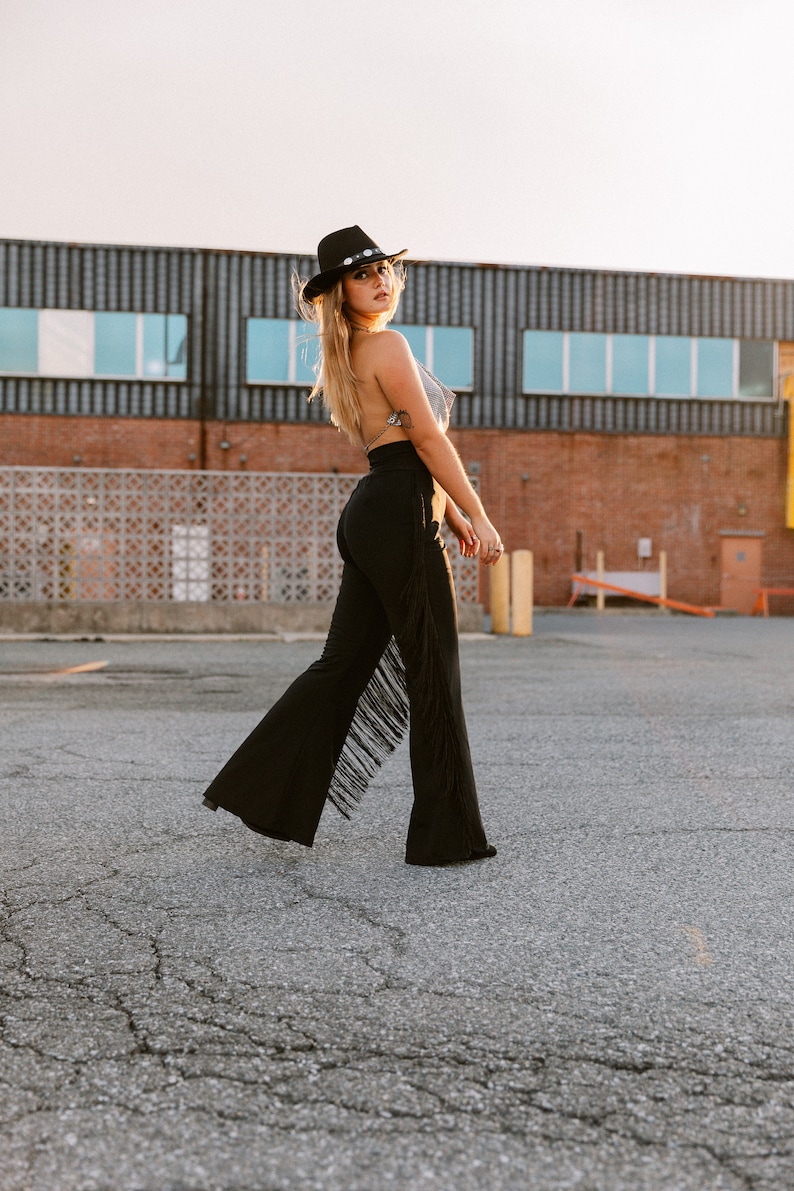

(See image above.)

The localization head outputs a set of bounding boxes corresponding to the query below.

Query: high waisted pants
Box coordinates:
[202,440,491,865]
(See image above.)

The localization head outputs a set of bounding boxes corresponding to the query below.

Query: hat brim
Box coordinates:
[303,248,408,303]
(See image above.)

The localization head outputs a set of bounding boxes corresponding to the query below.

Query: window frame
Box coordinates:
[521,330,777,401]
[244,319,475,391]
[0,307,39,374]
[0,308,188,381]
[392,322,475,391]
[245,318,320,386]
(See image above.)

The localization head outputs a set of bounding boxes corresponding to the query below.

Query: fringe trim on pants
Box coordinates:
[326,635,409,817]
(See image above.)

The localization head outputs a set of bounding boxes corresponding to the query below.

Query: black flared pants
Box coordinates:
[202,441,490,864]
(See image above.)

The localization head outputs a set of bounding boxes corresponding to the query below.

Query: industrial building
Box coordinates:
[1,236,792,620]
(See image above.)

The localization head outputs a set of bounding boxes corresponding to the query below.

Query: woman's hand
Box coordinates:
[470,514,504,566]
[444,502,480,557]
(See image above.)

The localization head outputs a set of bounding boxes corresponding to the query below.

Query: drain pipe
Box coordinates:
[198,249,210,470]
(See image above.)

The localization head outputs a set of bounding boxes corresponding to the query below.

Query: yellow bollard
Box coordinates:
[490,552,510,634]
[787,376,794,528]
[596,549,606,612]
[659,549,668,602]
[511,550,534,636]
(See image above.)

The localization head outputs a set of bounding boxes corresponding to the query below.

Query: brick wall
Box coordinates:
[455,428,793,609]
[0,414,367,475]
[3,412,793,608]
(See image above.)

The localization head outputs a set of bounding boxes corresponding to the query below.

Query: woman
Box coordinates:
[202,225,503,865]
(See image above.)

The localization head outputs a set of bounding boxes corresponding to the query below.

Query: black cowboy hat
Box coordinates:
[303,225,407,302]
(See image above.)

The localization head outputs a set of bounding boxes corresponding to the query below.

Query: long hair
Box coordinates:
[294,261,405,445]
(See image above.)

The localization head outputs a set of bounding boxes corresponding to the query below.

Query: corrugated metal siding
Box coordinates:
[519,394,782,436]
[0,377,194,418]
[1,238,793,435]
[0,239,199,312]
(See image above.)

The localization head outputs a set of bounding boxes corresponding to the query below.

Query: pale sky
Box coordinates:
[2,0,793,279]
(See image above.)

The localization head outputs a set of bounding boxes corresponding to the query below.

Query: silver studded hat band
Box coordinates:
[303,225,408,302]
[342,248,380,267]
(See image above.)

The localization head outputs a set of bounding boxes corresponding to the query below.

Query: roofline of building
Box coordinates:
[2,235,792,289]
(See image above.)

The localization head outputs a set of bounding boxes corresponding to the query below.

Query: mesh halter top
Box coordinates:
[363,359,456,453]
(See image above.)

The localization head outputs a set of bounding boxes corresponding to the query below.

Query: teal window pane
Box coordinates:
[394,324,427,362]
[612,335,649,394]
[95,312,136,376]
[569,333,606,393]
[0,308,38,372]
[143,314,167,377]
[247,318,290,382]
[697,338,734,397]
[432,327,473,388]
[655,337,691,396]
[523,331,563,392]
[165,314,187,379]
[739,340,774,398]
[294,322,320,384]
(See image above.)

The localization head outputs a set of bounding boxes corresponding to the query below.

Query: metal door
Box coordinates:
[720,536,762,614]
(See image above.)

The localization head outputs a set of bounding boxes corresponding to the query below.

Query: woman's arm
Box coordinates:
[443,496,479,557]
[372,332,502,561]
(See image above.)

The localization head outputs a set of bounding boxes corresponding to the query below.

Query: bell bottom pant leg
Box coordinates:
[202,558,392,845]
[379,543,488,864]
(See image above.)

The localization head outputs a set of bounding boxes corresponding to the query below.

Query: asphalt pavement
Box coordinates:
[1,613,792,1191]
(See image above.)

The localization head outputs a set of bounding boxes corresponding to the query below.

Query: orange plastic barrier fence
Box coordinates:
[751,588,794,617]
[569,574,715,618]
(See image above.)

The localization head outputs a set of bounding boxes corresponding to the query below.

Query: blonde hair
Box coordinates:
[295,260,405,445]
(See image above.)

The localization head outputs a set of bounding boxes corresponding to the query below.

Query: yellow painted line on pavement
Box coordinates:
[0,660,109,677]
[677,925,714,967]
[53,661,109,674]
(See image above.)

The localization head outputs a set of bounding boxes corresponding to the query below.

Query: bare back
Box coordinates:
[349,330,412,453]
